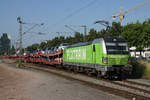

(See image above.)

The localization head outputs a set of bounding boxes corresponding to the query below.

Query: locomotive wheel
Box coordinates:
[73,67,78,73]
[85,70,92,76]
[87,72,92,76]
[67,67,72,72]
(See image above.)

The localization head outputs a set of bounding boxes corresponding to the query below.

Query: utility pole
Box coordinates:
[81,25,87,42]
[19,19,22,54]
[16,17,44,67]
[17,17,24,54]
[17,17,24,67]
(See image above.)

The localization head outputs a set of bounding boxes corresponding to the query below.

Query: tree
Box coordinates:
[74,32,84,43]
[9,45,16,55]
[87,29,98,41]
[107,22,122,37]
[39,42,47,50]
[0,33,11,55]
[26,43,39,52]
[142,19,150,48]
[122,20,150,55]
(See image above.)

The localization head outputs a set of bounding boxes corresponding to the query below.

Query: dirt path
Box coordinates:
[0,62,127,100]
[0,63,33,100]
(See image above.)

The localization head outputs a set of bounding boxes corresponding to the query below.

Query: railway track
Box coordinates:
[115,80,150,91]
[123,80,150,88]
[105,80,150,98]
[14,62,150,100]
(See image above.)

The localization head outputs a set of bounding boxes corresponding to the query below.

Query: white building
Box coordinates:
[129,46,150,60]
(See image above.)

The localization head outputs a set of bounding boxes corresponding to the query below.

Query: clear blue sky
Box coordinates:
[0,0,150,47]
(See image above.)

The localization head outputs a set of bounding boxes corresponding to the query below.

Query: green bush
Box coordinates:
[129,58,146,78]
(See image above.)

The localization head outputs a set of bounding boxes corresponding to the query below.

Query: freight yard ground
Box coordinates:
[0,60,126,100]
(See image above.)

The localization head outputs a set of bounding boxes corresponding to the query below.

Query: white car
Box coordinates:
[144,50,150,60]
[58,43,69,51]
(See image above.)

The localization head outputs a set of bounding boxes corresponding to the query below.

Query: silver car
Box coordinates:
[58,43,69,51]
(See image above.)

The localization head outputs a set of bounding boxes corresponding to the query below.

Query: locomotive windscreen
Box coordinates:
[104,37,129,54]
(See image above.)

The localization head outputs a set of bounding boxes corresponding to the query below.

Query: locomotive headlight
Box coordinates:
[102,57,108,64]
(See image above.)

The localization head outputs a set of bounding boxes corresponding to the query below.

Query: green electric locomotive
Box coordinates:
[63,37,132,79]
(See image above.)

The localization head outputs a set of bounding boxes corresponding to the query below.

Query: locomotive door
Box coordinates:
[92,44,96,67]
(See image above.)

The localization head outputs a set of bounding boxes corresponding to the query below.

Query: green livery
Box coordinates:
[63,37,131,78]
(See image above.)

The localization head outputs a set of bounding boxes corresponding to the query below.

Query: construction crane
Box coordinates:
[112,1,150,25]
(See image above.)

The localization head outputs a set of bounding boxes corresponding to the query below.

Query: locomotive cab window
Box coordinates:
[105,42,129,54]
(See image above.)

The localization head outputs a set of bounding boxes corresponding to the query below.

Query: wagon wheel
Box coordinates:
[86,70,92,76]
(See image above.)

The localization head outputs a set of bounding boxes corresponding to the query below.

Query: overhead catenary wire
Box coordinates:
[61,0,98,21]
[49,0,98,29]
[24,0,106,46]
[41,0,104,39]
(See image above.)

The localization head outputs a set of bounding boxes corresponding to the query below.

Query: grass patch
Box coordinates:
[139,61,150,79]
